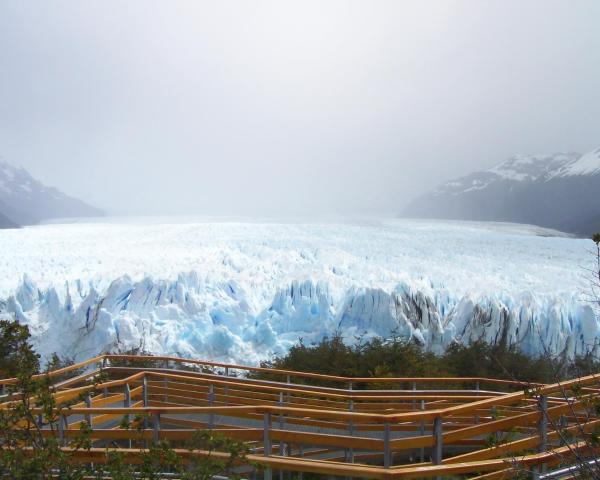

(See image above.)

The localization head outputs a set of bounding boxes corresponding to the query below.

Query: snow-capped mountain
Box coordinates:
[0,161,102,227]
[403,147,600,235]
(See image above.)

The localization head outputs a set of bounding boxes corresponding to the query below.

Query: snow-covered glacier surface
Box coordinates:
[0,217,597,364]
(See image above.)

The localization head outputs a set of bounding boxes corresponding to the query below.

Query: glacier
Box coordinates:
[0,217,597,364]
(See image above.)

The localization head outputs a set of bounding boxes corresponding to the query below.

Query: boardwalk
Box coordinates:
[1,354,599,479]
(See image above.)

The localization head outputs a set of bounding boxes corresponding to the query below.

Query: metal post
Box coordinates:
[59,414,67,446]
[153,413,161,443]
[412,381,417,410]
[384,422,391,468]
[559,415,568,445]
[209,384,215,429]
[124,383,132,448]
[432,416,443,465]
[419,400,425,463]
[475,380,480,392]
[263,412,272,480]
[101,357,108,397]
[142,376,149,406]
[298,444,304,480]
[348,381,353,391]
[278,392,284,455]
[539,395,548,451]
[224,367,229,404]
[162,360,169,403]
[539,395,548,474]
[0,384,5,397]
[85,393,92,426]
[142,376,148,430]
[124,383,131,407]
[208,384,215,405]
[348,399,355,463]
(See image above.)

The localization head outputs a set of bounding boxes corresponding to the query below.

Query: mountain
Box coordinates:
[402,147,600,235]
[0,208,19,229]
[0,161,102,227]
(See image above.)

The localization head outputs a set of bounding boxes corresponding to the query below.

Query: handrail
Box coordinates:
[7,363,594,423]
[0,352,534,387]
[3,353,600,479]
[21,440,598,479]
[103,353,535,387]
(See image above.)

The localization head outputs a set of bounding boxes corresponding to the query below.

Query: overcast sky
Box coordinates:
[1,1,599,216]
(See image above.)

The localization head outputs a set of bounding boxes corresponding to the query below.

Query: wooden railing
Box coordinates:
[1,353,598,479]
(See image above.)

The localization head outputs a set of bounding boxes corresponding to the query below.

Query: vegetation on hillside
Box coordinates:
[252,333,600,388]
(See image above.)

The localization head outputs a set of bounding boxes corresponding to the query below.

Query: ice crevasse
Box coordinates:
[2,272,598,364]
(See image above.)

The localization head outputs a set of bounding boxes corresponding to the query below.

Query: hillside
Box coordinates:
[402,148,600,235]
[0,161,102,227]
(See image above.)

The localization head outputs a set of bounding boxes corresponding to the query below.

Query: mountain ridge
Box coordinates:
[403,147,600,236]
[0,161,103,228]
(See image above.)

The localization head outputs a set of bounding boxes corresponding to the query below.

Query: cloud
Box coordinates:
[0,0,599,216]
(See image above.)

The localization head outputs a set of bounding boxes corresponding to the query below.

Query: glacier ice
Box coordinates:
[0,218,597,364]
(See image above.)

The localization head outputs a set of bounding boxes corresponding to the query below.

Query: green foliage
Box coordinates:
[183,430,249,480]
[0,320,249,479]
[0,319,38,379]
[254,334,600,387]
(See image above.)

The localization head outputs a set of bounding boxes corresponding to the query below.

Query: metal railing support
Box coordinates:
[263,412,272,480]
[124,383,131,407]
[420,400,425,462]
[153,413,161,443]
[384,422,391,468]
[142,376,148,406]
[539,395,548,451]
[101,356,109,396]
[224,367,229,403]
[124,383,132,448]
[433,416,443,465]
[412,381,417,410]
[298,444,304,480]
[539,394,548,474]
[278,391,284,454]
[58,414,67,447]
[142,376,148,430]
[162,360,169,403]
[346,399,355,463]
[85,393,92,426]
[209,383,215,429]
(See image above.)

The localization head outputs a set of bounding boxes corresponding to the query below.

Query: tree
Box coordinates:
[0,319,249,479]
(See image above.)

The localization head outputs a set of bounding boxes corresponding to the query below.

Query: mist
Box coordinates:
[1,0,599,216]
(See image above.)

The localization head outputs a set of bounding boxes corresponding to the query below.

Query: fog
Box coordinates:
[1,1,599,216]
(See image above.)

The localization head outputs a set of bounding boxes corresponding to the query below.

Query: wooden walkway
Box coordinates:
[1,354,599,479]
